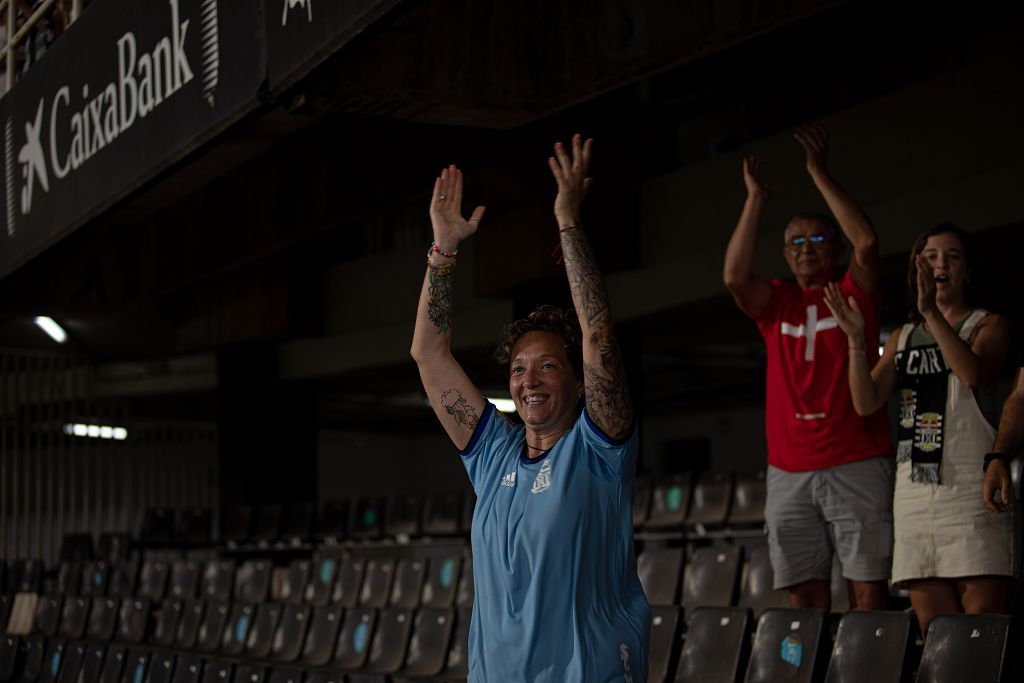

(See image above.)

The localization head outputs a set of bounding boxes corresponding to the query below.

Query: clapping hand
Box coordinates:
[794,123,829,177]
[743,155,770,199]
[823,282,866,345]
[915,254,938,318]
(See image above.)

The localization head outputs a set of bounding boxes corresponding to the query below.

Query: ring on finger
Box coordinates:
[439,194,446,200]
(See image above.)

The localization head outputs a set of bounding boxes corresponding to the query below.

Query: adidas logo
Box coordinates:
[500,472,516,488]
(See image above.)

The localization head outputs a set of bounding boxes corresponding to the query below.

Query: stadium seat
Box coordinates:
[305,556,338,607]
[177,507,213,545]
[282,503,315,545]
[633,475,652,527]
[199,661,233,683]
[279,560,310,604]
[647,473,693,528]
[97,534,131,563]
[333,606,378,670]
[176,599,206,649]
[58,596,91,640]
[32,595,63,637]
[232,662,266,683]
[648,606,681,683]
[422,492,462,536]
[364,607,414,673]
[222,505,253,546]
[201,560,237,602]
[637,548,684,606]
[116,598,150,644]
[0,635,18,681]
[319,499,350,543]
[246,603,283,659]
[682,545,742,612]
[37,638,65,683]
[267,668,302,683]
[81,561,110,596]
[359,558,396,609]
[744,608,830,683]
[108,561,138,599]
[85,597,120,642]
[686,471,733,528]
[727,471,767,526]
[169,560,201,599]
[738,545,789,618]
[13,560,43,593]
[351,497,386,539]
[56,561,81,595]
[146,652,176,683]
[824,610,915,683]
[172,654,203,683]
[55,641,87,683]
[441,608,472,680]
[6,593,38,635]
[122,650,151,683]
[674,607,753,683]
[98,644,127,683]
[421,555,461,608]
[151,600,184,647]
[400,607,455,678]
[137,560,170,602]
[235,560,271,604]
[222,603,256,655]
[917,613,1015,683]
[270,604,310,662]
[455,558,474,610]
[197,601,230,652]
[390,559,426,609]
[252,505,284,546]
[387,495,423,537]
[301,604,343,667]
[333,557,366,608]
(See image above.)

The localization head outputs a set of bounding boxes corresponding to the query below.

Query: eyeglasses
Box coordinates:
[786,234,833,250]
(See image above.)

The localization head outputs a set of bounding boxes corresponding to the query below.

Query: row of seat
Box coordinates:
[635,471,766,530]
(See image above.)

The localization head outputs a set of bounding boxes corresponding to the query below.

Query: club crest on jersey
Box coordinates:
[500,472,516,488]
[531,459,552,494]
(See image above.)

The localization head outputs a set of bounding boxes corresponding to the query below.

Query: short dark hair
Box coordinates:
[907,222,973,323]
[785,213,840,242]
[494,305,583,378]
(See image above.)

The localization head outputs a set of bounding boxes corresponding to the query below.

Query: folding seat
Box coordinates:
[137,560,170,602]
[81,561,111,597]
[647,473,693,528]
[318,499,350,543]
[108,561,139,599]
[150,600,184,647]
[197,601,230,653]
[386,495,423,537]
[398,607,455,677]
[269,604,310,662]
[389,559,426,609]
[171,654,203,683]
[744,608,830,683]
[201,560,237,602]
[79,643,110,683]
[232,663,266,683]
[331,557,365,609]
[637,548,684,606]
[116,598,151,644]
[0,634,15,681]
[681,545,742,612]
[675,607,753,683]
[177,508,212,545]
[305,556,338,607]
[145,652,176,683]
[175,599,206,649]
[86,596,121,642]
[18,635,47,682]
[55,641,87,683]
[685,471,733,528]
[441,608,471,680]
[99,645,128,683]
[333,606,378,670]
[98,534,131,563]
[6,593,39,635]
[364,607,414,674]
[234,560,271,604]
[140,508,175,544]
[350,498,385,540]
[301,605,343,667]
[726,471,767,526]
[281,503,315,545]
[737,545,789,618]
[222,505,253,546]
[58,595,91,640]
[245,602,283,659]
[122,650,151,683]
[422,492,462,536]
[169,560,200,600]
[12,560,43,593]
[251,505,285,547]
[32,595,63,637]
[648,606,681,683]
[823,610,914,683]
[278,560,309,605]
[221,603,256,656]
[199,661,233,683]
[266,669,302,683]
[455,559,474,610]
[359,558,396,609]
[420,556,461,608]
[916,614,1014,683]
[37,638,66,683]
[56,561,81,595]
[633,475,652,527]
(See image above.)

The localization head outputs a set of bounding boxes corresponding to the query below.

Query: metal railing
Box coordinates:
[0,0,83,97]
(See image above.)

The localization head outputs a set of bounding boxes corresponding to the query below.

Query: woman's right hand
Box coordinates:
[742,155,770,199]
[429,165,486,253]
[823,282,867,346]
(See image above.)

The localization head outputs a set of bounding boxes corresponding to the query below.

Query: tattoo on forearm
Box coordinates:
[427,263,454,334]
[559,228,609,326]
[441,389,479,431]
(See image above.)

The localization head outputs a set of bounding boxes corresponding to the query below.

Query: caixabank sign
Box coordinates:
[0,0,264,278]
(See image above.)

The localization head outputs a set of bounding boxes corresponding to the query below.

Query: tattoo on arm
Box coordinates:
[427,263,454,334]
[441,388,479,431]
[559,228,609,326]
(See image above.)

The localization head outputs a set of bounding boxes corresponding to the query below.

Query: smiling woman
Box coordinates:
[409,135,649,682]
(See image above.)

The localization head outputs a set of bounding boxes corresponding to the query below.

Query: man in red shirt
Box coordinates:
[723,124,893,610]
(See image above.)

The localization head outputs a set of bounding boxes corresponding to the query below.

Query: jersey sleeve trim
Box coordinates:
[460,400,495,457]
[583,408,636,446]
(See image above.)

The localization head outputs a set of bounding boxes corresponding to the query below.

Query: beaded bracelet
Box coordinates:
[428,242,458,259]
[983,452,1010,472]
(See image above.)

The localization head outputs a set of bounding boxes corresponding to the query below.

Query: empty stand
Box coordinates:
[647,474,693,528]
[175,599,206,649]
[117,598,151,644]
[32,595,63,638]
[390,558,427,609]
[364,607,414,674]
[305,557,337,607]
[386,495,423,537]
[301,605,343,667]
[279,559,310,604]
[351,498,386,540]
[359,558,396,609]
[917,613,1015,683]
[58,596,91,640]
[38,638,65,683]
[637,548,684,606]
[738,545,789,618]
[675,607,753,683]
[824,610,915,683]
[201,560,237,602]
[332,557,365,609]
[401,607,455,677]
[422,492,462,536]
[333,606,378,670]
[147,652,176,683]
[246,602,283,659]
[108,561,139,599]
[649,606,681,683]
[222,603,256,656]
[686,471,733,528]
[727,471,767,526]
[455,558,474,610]
[86,597,120,642]
[123,650,151,683]
[441,608,471,681]
[744,608,830,683]
[172,654,204,683]
[270,604,310,662]
[232,662,266,683]
[235,560,271,604]
[151,600,185,647]
[56,641,88,683]
[421,555,461,608]
[682,545,742,612]
[81,561,110,596]
[200,661,233,683]
[169,561,201,600]
[56,561,81,595]
[138,560,170,602]
[197,601,230,652]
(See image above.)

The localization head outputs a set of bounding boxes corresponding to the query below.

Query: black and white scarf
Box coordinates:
[894,338,949,484]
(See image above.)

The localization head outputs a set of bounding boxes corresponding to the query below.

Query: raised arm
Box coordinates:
[795,124,880,293]
[410,165,488,450]
[548,135,633,440]
[723,155,772,318]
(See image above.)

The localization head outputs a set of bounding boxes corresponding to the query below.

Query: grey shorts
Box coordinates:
[765,457,894,589]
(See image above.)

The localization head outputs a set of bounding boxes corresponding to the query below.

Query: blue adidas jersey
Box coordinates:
[461,402,650,682]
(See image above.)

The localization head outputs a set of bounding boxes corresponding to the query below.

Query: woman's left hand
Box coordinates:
[548,134,593,227]
[982,459,1012,513]
[915,254,938,317]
